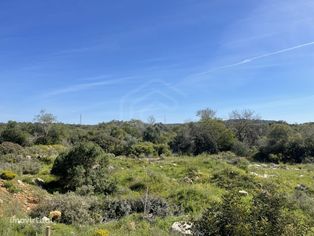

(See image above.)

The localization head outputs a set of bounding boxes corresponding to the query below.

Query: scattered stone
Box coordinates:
[183,177,193,184]
[108,165,115,171]
[270,163,279,169]
[33,178,45,186]
[227,158,240,165]
[26,155,32,160]
[0,199,3,204]
[239,190,248,196]
[171,222,193,235]
[295,184,308,191]
[249,172,276,179]
[17,180,24,186]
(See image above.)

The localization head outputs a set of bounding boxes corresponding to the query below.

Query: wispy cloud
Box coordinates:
[194,40,314,77]
[52,41,120,56]
[45,76,132,97]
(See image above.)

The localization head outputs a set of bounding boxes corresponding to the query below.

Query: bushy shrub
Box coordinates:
[231,141,251,157]
[20,160,41,175]
[130,196,170,217]
[94,229,110,236]
[51,142,116,194]
[172,120,235,155]
[103,199,132,221]
[289,190,314,218]
[210,167,257,190]
[0,170,17,180]
[3,181,21,193]
[170,188,208,214]
[0,142,23,155]
[102,196,170,221]
[0,121,30,146]
[153,144,171,156]
[31,192,102,225]
[254,124,314,163]
[193,188,311,236]
[130,142,156,158]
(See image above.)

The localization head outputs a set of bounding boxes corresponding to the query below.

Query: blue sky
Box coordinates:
[1,0,314,124]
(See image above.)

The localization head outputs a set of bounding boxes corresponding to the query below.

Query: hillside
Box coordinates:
[1,113,314,235]
[1,150,314,235]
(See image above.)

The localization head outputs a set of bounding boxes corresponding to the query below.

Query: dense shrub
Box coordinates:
[193,188,311,236]
[193,191,250,236]
[130,142,156,158]
[210,167,257,190]
[172,120,235,155]
[289,190,314,218]
[0,170,17,180]
[132,196,170,217]
[103,199,132,220]
[51,142,116,194]
[0,142,23,155]
[31,192,102,225]
[153,144,171,156]
[255,124,314,163]
[143,125,162,143]
[0,121,29,146]
[94,229,110,236]
[102,196,170,221]
[170,188,208,214]
[231,141,251,157]
[20,160,41,175]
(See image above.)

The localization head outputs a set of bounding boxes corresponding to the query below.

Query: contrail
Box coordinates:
[197,40,314,76]
[240,41,314,63]
[45,77,131,97]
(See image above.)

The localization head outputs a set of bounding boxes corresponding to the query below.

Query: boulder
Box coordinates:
[171,222,193,235]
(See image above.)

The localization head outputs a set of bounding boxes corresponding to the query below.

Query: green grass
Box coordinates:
[1,153,314,235]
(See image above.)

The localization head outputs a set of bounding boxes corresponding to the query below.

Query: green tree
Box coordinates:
[229,109,261,146]
[197,108,217,121]
[33,110,61,144]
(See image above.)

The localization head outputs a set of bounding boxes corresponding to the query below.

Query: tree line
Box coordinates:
[1,109,314,163]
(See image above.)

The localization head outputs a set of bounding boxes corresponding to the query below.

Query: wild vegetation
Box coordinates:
[0,109,314,235]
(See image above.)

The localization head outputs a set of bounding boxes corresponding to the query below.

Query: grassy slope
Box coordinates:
[1,153,314,235]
